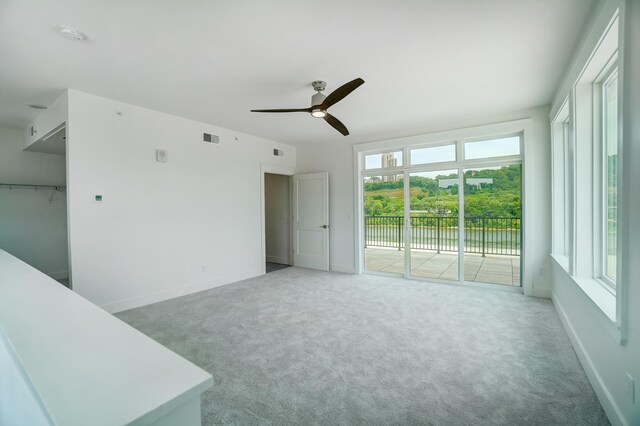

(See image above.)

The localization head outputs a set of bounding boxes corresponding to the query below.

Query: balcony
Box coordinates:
[364,216,521,286]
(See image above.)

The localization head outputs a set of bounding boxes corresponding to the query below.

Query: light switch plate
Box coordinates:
[156,149,168,162]
[627,373,635,404]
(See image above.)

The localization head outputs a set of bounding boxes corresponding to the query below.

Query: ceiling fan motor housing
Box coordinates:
[311,91,326,107]
[312,80,327,92]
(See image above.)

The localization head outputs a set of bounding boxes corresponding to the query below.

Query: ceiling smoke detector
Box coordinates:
[60,26,86,41]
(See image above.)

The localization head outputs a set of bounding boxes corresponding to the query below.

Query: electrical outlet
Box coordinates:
[627,373,635,404]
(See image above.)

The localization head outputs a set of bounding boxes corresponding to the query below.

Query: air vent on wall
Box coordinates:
[273,148,285,157]
[203,133,220,144]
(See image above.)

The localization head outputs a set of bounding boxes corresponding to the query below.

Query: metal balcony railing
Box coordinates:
[364,216,521,256]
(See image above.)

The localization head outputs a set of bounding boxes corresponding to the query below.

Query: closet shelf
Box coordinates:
[0,183,65,191]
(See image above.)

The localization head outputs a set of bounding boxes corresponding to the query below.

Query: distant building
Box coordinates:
[467,178,493,188]
[438,178,458,189]
[382,153,399,182]
[438,177,493,194]
[382,152,397,168]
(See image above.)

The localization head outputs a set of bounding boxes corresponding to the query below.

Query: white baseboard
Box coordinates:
[266,255,290,265]
[47,270,69,280]
[331,263,356,274]
[552,293,627,426]
[102,268,263,314]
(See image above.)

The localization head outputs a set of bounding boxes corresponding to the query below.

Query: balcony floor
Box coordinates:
[365,247,520,286]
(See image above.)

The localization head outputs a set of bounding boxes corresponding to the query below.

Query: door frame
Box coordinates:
[354,117,534,295]
[260,163,295,275]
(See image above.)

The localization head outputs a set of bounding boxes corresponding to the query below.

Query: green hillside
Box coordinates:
[364,165,521,218]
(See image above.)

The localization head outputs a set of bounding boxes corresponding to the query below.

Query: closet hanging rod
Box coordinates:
[0,183,66,191]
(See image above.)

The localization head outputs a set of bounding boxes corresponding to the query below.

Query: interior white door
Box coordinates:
[292,172,329,270]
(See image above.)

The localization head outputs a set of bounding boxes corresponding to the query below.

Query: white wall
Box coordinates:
[66,90,295,313]
[0,127,68,279]
[550,1,639,425]
[264,173,290,265]
[24,92,68,150]
[295,106,552,295]
[294,137,357,274]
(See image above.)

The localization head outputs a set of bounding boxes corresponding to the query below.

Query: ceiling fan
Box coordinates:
[250,78,365,136]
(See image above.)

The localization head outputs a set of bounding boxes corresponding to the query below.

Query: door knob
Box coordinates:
[320,225,328,229]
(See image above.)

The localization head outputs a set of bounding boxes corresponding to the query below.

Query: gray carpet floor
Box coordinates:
[116,267,608,426]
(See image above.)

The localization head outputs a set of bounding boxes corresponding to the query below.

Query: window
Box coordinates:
[464,136,520,160]
[359,131,524,288]
[364,151,402,170]
[573,16,618,293]
[551,100,571,266]
[562,118,571,257]
[550,13,620,319]
[410,144,456,165]
[601,68,618,285]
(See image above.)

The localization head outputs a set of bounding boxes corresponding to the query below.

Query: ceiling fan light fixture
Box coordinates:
[311,109,327,118]
[250,78,364,136]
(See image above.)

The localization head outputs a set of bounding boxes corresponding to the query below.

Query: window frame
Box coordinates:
[549,11,622,329]
[562,117,571,258]
[550,98,572,271]
[598,66,618,289]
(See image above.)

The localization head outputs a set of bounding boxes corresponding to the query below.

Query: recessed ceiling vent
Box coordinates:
[203,133,219,144]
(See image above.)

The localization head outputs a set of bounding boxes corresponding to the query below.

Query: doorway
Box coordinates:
[1,125,70,287]
[264,173,291,273]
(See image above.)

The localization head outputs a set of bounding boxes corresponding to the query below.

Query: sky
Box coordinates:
[364,151,402,169]
[464,136,520,159]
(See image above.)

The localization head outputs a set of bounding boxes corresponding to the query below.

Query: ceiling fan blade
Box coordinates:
[324,113,349,136]
[320,78,365,110]
[250,107,312,113]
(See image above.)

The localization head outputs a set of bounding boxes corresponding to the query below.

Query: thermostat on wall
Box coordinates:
[93,194,103,203]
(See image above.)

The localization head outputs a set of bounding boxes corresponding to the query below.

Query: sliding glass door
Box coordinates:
[363,173,404,273]
[462,165,522,286]
[361,136,522,288]
[408,170,459,282]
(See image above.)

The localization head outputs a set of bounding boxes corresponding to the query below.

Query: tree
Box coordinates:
[364,165,521,223]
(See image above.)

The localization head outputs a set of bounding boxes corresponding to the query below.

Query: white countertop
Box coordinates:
[0,249,212,425]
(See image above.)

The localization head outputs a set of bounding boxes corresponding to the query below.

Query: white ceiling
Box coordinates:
[0,0,594,146]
